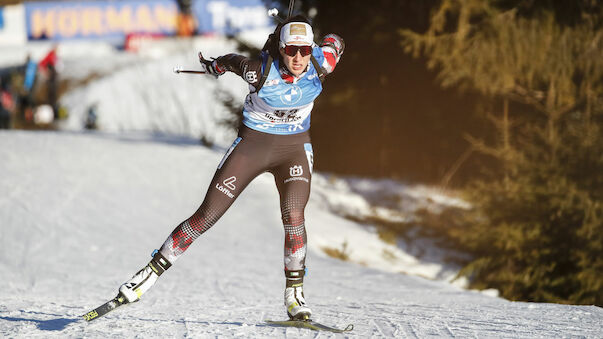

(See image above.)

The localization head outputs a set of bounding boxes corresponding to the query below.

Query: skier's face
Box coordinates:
[280,45,311,77]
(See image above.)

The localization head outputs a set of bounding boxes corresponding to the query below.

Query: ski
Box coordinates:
[82,294,128,322]
[265,319,354,333]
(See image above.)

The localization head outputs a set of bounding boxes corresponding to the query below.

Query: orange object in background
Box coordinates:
[177,13,195,37]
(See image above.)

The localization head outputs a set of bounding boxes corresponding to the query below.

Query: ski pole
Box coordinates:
[268,0,294,23]
[173,66,206,75]
[268,8,284,23]
[287,0,295,18]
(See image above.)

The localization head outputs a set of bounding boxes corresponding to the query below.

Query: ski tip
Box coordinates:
[265,319,354,333]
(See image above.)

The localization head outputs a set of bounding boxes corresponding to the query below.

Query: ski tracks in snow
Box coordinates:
[1,132,603,338]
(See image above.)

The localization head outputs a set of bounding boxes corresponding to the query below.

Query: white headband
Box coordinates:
[279,22,314,47]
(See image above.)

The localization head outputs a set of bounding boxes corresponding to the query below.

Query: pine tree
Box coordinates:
[401,0,603,305]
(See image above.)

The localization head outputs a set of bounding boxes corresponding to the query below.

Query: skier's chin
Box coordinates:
[290,65,304,76]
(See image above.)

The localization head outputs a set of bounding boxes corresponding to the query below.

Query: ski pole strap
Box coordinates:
[310,55,326,83]
[150,250,171,276]
[256,54,273,92]
[285,268,305,279]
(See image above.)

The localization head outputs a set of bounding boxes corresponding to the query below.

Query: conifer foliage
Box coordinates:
[401,0,603,305]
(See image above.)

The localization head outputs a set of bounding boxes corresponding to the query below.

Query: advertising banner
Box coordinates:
[191,0,271,36]
[0,5,27,46]
[25,1,179,41]
[22,0,271,42]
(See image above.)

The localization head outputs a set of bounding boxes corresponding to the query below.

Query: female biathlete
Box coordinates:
[118,16,344,320]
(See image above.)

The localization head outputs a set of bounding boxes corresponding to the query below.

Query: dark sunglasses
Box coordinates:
[283,45,312,57]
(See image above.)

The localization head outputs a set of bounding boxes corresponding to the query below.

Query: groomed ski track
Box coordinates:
[0,131,601,338]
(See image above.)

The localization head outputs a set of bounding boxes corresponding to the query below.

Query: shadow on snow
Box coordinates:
[0,315,79,331]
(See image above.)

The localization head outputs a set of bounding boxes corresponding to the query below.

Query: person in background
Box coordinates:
[39,45,59,119]
[85,103,98,130]
[20,54,37,122]
[0,77,15,129]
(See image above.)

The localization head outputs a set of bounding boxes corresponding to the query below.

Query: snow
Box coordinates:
[1,37,601,337]
[57,37,249,147]
[1,130,601,338]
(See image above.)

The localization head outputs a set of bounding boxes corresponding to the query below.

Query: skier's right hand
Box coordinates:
[198,52,225,78]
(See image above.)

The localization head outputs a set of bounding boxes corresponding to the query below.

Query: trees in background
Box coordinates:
[265,0,487,183]
[265,0,602,305]
[401,0,602,305]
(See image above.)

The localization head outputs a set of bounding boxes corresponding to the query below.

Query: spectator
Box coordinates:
[23,54,37,92]
[39,45,59,119]
[85,103,98,130]
[0,78,15,129]
[20,54,37,122]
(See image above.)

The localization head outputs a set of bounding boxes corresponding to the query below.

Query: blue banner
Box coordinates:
[192,0,272,35]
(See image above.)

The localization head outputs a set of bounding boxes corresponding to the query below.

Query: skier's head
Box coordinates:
[279,21,314,48]
[278,15,314,76]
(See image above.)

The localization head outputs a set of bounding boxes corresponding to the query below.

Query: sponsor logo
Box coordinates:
[284,165,308,183]
[275,109,298,117]
[264,109,301,122]
[290,165,303,176]
[265,79,280,87]
[280,85,302,105]
[245,71,257,83]
[255,123,272,130]
[285,177,309,184]
[288,124,304,132]
[290,23,307,36]
[216,176,237,198]
[223,176,236,190]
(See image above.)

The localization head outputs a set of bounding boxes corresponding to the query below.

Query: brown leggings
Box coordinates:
[159,126,313,272]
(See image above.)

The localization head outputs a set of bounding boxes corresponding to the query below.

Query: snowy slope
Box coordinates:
[1,130,601,338]
[57,37,250,147]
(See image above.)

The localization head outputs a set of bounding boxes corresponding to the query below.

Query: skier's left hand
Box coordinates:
[198,52,225,78]
[320,34,345,58]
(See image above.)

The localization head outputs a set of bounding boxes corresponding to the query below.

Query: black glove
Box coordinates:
[198,52,225,78]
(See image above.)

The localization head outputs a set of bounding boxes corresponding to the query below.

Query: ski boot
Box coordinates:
[118,250,171,303]
[284,269,312,320]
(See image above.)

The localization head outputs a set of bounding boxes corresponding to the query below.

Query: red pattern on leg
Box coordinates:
[286,232,305,254]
